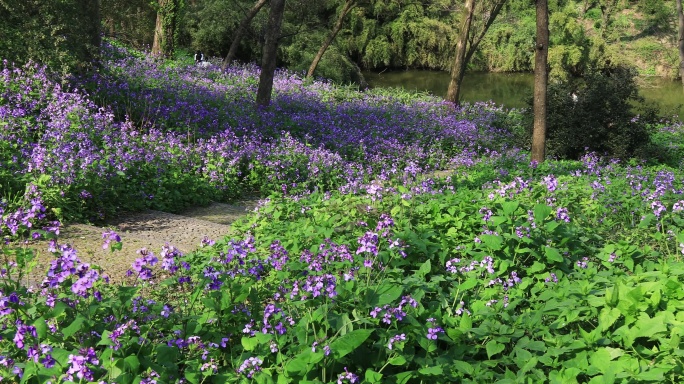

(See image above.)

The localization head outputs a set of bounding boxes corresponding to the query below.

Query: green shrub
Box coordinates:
[524,65,659,160]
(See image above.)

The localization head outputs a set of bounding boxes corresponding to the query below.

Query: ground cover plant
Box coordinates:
[3,43,684,382]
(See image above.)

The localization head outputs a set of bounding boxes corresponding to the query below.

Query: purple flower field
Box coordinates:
[4,42,684,383]
[1,41,517,224]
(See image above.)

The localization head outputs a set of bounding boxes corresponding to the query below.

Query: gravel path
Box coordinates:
[22,200,258,285]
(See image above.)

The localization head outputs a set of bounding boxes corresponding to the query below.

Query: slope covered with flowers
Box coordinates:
[3,43,684,383]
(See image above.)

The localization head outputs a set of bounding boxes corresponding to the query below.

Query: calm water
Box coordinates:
[364,70,684,120]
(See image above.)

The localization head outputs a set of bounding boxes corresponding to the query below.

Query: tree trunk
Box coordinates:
[151,0,177,58]
[256,0,286,107]
[677,0,684,86]
[222,0,269,70]
[446,0,475,105]
[81,0,101,66]
[307,0,356,78]
[464,0,507,66]
[531,0,549,163]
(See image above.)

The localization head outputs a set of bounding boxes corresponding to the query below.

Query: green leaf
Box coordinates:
[365,284,403,307]
[458,278,478,292]
[62,315,86,338]
[416,260,431,278]
[285,354,308,375]
[460,314,472,331]
[544,247,563,263]
[185,370,200,384]
[452,360,474,375]
[388,355,407,365]
[123,355,140,374]
[418,366,443,376]
[330,329,374,358]
[527,261,546,274]
[607,284,620,308]
[486,340,505,359]
[365,369,383,383]
[598,307,621,332]
[480,234,503,251]
[534,204,552,225]
[502,201,520,216]
[155,345,178,368]
[634,368,667,381]
[589,348,613,374]
[639,213,656,228]
[518,357,538,376]
[242,336,259,351]
[32,317,47,339]
[392,371,414,384]
[285,350,324,375]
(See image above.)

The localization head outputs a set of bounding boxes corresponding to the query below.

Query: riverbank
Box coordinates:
[364,70,684,119]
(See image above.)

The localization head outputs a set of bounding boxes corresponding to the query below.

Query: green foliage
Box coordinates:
[100,0,156,50]
[637,0,675,31]
[475,12,536,72]
[524,65,659,160]
[337,0,457,71]
[0,0,100,74]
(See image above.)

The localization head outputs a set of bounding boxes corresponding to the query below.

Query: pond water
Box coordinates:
[363,70,684,120]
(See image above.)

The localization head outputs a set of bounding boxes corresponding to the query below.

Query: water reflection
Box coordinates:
[364,70,683,120]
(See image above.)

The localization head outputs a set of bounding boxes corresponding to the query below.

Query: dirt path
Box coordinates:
[22,200,258,285]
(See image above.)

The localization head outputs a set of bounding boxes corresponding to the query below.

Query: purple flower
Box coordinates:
[356,231,379,256]
[66,348,99,382]
[337,367,359,384]
[200,236,216,247]
[387,333,406,350]
[127,248,158,280]
[101,230,121,250]
[237,357,263,378]
[542,174,557,192]
[556,207,570,222]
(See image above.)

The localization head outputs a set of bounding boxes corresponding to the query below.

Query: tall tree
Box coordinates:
[152,0,182,57]
[80,0,102,65]
[678,0,684,86]
[531,0,549,163]
[307,0,357,78]
[222,0,269,70]
[256,0,287,106]
[446,0,475,104]
[447,0,507,105]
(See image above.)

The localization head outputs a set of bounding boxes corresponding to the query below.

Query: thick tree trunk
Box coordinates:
[222,0,269,70]
[531,0,549,163]
[81,0,101,66]
[151,4,164,56]
[256,0,286,107]
[677,0,684,86]
[446,0,475,105]
[307,0,356,78]
[151,0,177,58]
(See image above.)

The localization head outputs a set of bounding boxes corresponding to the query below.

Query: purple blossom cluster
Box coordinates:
[370,295,418,325]
[426,318,445,340]
[66,347,99,382]
[337,367,360,383]
[42,243,102,300]
[387,333,407,350]
[237,357,263,379]
[446,256,495,275]
[127,248,159,281]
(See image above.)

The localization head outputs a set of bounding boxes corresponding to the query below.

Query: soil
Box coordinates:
[19,199,259,286]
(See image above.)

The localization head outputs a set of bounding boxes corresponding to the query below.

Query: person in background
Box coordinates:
[194,50,204,65]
